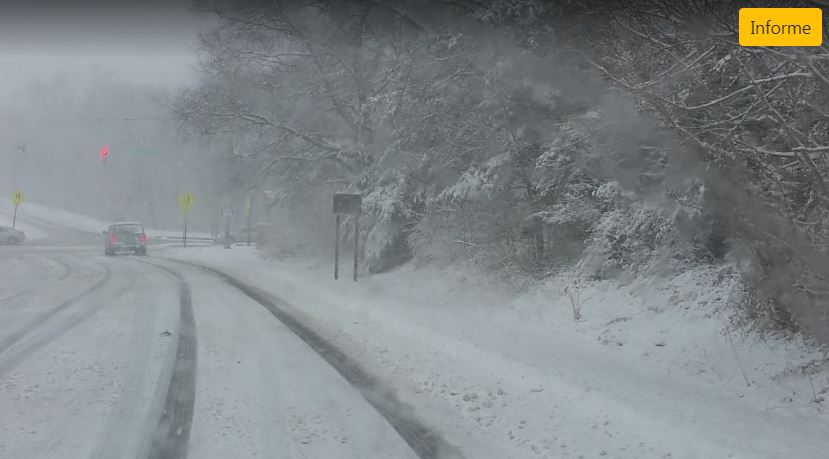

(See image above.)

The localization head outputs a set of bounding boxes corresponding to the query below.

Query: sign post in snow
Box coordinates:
[178,192,195,248]
[10,190,23,229]
[333,193,362,281]
[223,208,233,249]
[245,195,253,246]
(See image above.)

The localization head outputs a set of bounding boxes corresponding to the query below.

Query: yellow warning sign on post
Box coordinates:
[10,190,23,207]
[178,192,195,215]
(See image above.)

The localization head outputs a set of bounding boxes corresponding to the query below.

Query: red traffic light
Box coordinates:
[99,145,109,162]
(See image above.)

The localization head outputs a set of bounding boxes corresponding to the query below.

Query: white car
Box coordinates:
[0,226,26,245]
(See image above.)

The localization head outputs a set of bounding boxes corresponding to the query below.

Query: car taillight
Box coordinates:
[138,234,147,244]
[110,234,117,243]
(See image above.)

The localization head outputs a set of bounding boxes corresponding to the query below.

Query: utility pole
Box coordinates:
[223,208,232,249]
[99,145,115,220]
[245,193,253,246]
[12,144,25,190]
[224,141,234,249]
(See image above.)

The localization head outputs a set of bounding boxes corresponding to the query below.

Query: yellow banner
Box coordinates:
[739,8,822,47]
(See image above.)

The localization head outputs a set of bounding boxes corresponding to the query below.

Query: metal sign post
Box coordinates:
[333,193,362,281]
[178,192,195,248]
[353,213,359,282]
[223,208,233,249]
[10,190,23,229]
[334,214,341,279]
[245,195,253,246]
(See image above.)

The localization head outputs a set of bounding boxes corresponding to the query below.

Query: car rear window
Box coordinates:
[116,224,144,234]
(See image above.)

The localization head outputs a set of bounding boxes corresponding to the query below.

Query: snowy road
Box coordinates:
[3,206,829,459]
[0,218,429,458]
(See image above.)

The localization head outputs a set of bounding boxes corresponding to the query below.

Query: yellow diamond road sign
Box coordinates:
[10,190,23,207]
[178,192,195,214]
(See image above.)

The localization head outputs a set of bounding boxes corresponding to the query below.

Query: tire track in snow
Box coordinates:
[40,253,74,281]
[91,264,169,459]
[0,253,73,303]
[0,272,136,376]
[0,260,111,356]
[45,254,74,281]
[166,258,462,459]
[141,262,197,459]
[9,272,140,457]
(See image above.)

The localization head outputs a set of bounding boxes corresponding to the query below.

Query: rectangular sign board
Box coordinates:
[333,193,362,215]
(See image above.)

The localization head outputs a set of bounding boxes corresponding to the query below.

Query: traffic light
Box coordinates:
[99,145,109,162]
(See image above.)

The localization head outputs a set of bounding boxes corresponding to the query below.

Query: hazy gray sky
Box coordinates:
[0,0,218,90]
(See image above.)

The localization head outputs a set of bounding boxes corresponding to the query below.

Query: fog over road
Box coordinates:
[0,213,427,459]
[5,2,829,459]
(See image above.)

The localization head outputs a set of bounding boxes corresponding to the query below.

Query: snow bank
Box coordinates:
[5,202,109,234]
[160,245,829,459]
[0,203,49,241]
[0,201,212,239]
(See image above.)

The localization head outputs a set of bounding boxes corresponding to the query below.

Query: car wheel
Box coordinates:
[7,236,18,245]
[139,248,147,256]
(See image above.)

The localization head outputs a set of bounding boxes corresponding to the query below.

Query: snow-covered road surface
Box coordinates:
[3,205,829,459]
[0,215,429,458]
[163,248,829,459]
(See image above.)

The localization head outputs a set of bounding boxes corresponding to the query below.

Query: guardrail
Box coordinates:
[154,235,217,242]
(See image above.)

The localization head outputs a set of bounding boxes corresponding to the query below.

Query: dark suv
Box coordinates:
[104,222,147,256]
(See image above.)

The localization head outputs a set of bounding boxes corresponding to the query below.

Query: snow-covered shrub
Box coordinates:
[575,178,708,280]
[361,170,432,273]
[408,146,540,273]
[409,198,525,270]
[579,203,669,279]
